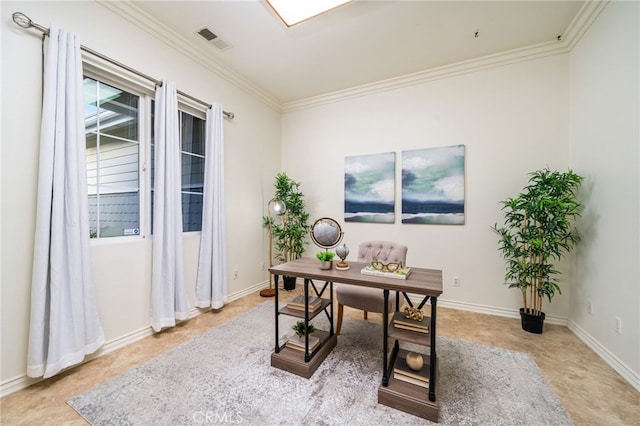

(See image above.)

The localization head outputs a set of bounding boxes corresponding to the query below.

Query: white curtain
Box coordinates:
[27,26,105,378]
[195,103,227,309]
[151,80,190,331]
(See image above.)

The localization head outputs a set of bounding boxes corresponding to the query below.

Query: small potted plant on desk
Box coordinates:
[316,251,335,270]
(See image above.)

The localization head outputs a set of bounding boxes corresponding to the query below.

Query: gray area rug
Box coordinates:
[68,302,572,425]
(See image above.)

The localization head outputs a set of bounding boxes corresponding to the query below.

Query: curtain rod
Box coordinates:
[12,11,235,120]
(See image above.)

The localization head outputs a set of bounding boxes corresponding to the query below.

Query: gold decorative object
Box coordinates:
[403,306,424,322]
[405,351,424,371]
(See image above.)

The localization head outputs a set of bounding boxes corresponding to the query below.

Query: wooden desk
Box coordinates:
[269,257,443,422]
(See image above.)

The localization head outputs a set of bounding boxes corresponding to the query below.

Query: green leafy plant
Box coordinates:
[316,251,335,262]
[262,172,310,263]
[292,320,316,338]
[493,168,583,317]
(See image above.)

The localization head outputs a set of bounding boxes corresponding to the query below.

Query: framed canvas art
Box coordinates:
[344,152,395,223]
[402,145,465,224]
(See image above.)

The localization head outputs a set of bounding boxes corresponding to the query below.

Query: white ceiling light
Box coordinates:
[266,0,352,27]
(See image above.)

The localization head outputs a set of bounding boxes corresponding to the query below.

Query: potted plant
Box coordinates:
[286,320,320,352]
[493,168,583,334]
[263,172,310,290]
[292,320,316,338]
[316,251,335,269]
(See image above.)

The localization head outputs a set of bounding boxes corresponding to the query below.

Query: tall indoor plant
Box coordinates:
[263,172,310,290]
[493,168,583,333]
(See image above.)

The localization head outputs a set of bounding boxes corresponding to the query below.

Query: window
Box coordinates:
[151,106,207,233]
[85,77,141,238]
[179,112,206,232]
[85,73,207,238]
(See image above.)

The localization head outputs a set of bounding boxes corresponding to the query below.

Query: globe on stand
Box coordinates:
[310,218,345,271]
[335,243,350,270]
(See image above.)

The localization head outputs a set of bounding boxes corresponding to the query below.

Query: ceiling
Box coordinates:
[127,1,585,105]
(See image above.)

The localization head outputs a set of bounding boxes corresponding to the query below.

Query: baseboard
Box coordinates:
[435,298,569,326]
[0,279,269,398]
[567,320,640,392]
[0,375,41,398]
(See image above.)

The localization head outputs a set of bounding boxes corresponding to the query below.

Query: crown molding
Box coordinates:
[96,0,608,116]
[282,39,570,113]
[282,0,609,113]
[563,0,609,51]
[97,0,283,112]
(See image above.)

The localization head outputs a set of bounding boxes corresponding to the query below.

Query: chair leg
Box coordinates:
[336,303,344,335]
[363,310,368,320]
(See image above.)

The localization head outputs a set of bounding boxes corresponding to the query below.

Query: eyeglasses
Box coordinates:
[370,258,403,272]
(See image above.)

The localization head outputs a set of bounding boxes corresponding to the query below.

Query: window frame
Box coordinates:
[84,61,154,242]
[84,57,210,242]
[150,103,207,236]
[177,105,207,235]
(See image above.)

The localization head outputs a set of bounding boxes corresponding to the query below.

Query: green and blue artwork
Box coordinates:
[344,152,395,223]
[402,145,465,225]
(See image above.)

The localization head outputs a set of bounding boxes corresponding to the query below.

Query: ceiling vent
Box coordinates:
[197,27,232,51]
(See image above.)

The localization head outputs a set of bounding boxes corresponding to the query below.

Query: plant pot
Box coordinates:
[319,260,333,270]
[283,275,297,291]
[520,308,545,334]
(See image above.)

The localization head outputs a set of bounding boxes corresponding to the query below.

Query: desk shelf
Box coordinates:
[387,316,431,346]
[379,349,439,422]
[278,298,331,320]
[271,277,335,379]
[379,293,439,421]
[271,330,337,379]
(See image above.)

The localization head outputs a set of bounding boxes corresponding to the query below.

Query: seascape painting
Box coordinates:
[344,152,395,223]
[402,145,465,224]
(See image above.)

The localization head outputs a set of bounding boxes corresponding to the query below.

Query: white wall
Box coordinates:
[281,54,572,318]
[1,1,281,389]
[569,1,639,386]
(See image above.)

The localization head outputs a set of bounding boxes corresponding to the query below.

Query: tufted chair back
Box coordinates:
[357,241,408,265]
[335,241,408,335]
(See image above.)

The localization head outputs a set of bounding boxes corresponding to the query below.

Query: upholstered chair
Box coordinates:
[335,241,408,335]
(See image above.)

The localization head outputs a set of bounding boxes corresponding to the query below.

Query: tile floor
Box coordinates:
[1,288,638,425]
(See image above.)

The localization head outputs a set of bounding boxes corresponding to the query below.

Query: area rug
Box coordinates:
[68,302,572,425]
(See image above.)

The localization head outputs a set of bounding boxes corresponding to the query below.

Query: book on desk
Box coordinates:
[360,265,412,280]
[392,312,429,334]
[393,354,430,388]
[285,335,320,352]
[286,295,322,312]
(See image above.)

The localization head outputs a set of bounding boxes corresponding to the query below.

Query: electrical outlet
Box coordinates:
[587,300,593,315]
[615,317,622,334]
[260,262,265,271]
[233,270,239,279]
[452,276,460,287]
